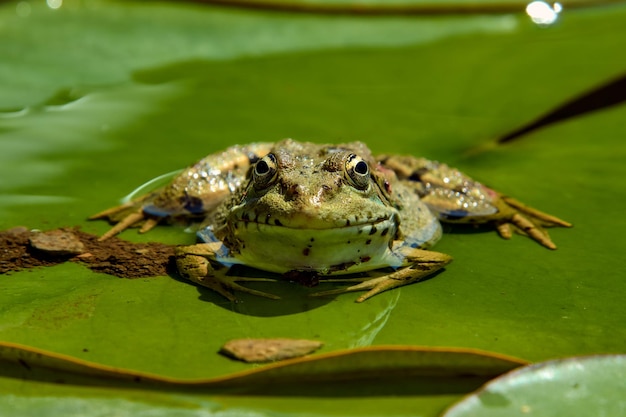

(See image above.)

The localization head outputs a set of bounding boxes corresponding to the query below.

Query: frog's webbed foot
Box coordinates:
[90,194,163,241]
[311,248,452,303]
[175,244,280,302]
[494,196,572,250]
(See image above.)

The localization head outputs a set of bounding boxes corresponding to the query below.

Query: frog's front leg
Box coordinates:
[381,155,572,249]
[175,243,280,301]
[311,247,452,303]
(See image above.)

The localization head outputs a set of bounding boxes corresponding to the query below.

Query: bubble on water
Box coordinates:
[16,1,31,17]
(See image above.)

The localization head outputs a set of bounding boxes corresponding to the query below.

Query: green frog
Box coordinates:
[92,139,571,302]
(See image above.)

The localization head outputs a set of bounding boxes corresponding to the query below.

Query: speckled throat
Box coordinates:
[225,216,401,276]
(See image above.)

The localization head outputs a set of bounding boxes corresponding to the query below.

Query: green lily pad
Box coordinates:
[0,341,526,388]
[1,1,625,416]
[0,341,526,417]
[443,355,626,416]
[180,0,616,14]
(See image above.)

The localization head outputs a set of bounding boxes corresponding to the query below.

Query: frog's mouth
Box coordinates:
[233,209,396,231]
[227,215,400,275]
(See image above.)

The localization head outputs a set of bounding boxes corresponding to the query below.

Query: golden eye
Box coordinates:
[345,154,370,190]
[253,153,278,190]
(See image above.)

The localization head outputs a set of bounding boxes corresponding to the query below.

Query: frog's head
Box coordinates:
[221,139,402,275]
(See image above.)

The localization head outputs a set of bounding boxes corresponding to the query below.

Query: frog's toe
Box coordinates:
[184,269,281,301]
[197,278,280,302]
[493,195,571,249]
[177,247,281,301]
[195,278,239,303]
[496,222,513,240]
[97,210,146,241]
[508,213,557,250]
[502,197,572,228]
[139,217,161,234]
[91,193,163,240]
[217,276,281,301]
[312,249,451,302]
[311,276,398,303]
[90,198,139,220]
[91,199,154,241]
[496,216,556,249]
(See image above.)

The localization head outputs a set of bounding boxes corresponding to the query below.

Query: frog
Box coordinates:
[92,139,571,303]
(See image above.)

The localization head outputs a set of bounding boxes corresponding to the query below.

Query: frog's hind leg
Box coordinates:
[311,248,452,303]
[379,155,571,249]
[92,142,274,240]
[90,194,160,241]
[175,243,280,302]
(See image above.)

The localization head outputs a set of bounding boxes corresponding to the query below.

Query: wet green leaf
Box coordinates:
[443,355,626,417]
[0,341,526,387]
[0,342,525,417]
[1,0,625,416]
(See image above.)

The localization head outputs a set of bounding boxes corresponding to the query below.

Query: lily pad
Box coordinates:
[0,342,525,417]
[1,0,626,416]
[0,341,526,388]
[443,355,626,416]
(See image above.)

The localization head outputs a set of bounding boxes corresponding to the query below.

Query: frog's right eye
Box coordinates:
[345,154,371,191]
[252,153,278,189]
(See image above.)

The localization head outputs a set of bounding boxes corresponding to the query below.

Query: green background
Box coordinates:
[1,0,625,415]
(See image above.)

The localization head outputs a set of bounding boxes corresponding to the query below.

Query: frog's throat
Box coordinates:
[223,217,401,275]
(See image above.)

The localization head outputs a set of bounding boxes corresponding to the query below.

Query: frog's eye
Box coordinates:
[345,154,370,190]
[252,153,278,189]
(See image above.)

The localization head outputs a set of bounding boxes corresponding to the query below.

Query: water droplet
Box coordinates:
[526,1,562,26]
[15,1,31,18]
[46,0,63,10]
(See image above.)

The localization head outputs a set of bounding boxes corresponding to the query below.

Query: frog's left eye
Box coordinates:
[345,154,370,190]
[252,153,278,189]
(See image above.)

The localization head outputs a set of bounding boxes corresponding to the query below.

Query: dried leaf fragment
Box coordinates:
[29,229,85,256]
[220,338,323,363]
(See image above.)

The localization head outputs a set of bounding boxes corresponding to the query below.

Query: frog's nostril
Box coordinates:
[284,184,302,201]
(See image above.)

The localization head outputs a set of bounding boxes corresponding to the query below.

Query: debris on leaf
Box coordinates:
[0,227,62,271]
[29,229,85,256]
[220,338,324,363]
[0,227,174,278]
